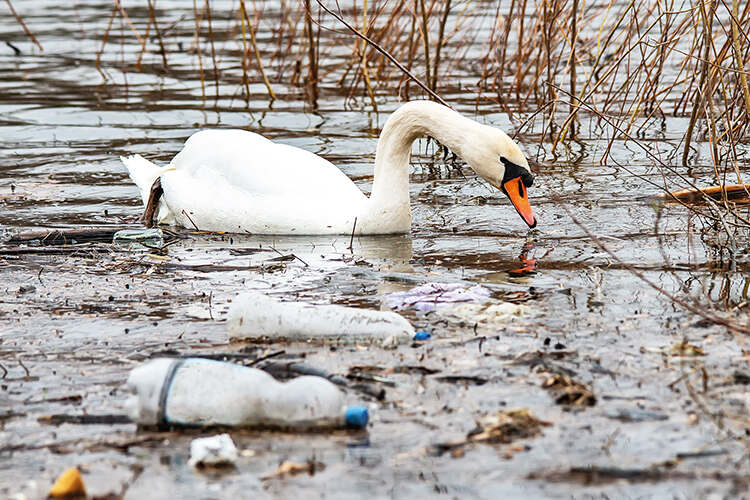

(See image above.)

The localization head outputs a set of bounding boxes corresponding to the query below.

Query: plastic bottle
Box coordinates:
[227,292,414,347]
[125,358,369,430]
[112,228,164,248]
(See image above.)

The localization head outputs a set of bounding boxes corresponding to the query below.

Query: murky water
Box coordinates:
[1,1,749,498]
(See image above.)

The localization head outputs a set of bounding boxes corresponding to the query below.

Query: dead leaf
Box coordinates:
[542,373,596,406]
[398,409,551,460]
[669,340,705,357]
[468,408,551,444]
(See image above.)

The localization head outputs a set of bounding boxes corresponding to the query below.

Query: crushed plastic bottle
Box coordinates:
[126,358,369,430]
[112,228,163,249]
[227,292,414,347]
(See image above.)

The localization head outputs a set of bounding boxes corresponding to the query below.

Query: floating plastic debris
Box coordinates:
[126,358,369,429]
[48,468,86,498]
[227,292,414,346]
[112,228,163,248]
[0,227,18,243]
[384,283,492,312]
[437,302,529,325]
[189,434,239,468]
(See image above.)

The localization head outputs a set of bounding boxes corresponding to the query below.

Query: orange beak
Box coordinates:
[502,177,537,228]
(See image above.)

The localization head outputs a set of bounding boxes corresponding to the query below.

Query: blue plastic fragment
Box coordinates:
[413,331,432,341]
[345,405,369,429]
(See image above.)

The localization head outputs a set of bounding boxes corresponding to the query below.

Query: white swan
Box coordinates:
[121,100,536,235]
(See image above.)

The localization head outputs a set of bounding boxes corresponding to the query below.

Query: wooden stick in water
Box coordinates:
[651,184,750,203]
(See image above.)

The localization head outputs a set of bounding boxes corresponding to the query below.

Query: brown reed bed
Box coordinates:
[85,1,748,151]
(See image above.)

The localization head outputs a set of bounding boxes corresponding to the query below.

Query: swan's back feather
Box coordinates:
[171,130,363,201]
[156,129,368,234]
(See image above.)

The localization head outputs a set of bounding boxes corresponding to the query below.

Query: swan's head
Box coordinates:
[465,128,537,229]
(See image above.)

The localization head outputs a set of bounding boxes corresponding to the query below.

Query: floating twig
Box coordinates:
[246,350,286,367]
[6,229,126,246]
[17,358,30,377]
[181,210,200,231]
[650,184,750,203]
[348,217,357,251]
[38,414,132,425]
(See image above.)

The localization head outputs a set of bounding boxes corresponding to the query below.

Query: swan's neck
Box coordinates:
[369,101,482,216]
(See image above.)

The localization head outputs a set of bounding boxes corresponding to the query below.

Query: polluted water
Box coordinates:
[1,1,750,499]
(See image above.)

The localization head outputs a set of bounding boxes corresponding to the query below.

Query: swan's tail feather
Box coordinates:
[120,154,170,207]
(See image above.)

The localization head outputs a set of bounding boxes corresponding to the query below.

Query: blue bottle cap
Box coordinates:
[345,405,369,429]
[414,331,432,341]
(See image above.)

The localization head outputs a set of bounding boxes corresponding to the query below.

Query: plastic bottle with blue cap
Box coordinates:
[126,358,368,430]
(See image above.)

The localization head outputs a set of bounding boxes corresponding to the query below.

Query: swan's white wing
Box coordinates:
[170,129,364,202]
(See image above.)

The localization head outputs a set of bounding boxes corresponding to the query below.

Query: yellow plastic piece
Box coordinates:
[48,468,86,498]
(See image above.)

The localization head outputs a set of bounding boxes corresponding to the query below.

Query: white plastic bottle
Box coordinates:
[227,292,414,347]
[126,358,369,429]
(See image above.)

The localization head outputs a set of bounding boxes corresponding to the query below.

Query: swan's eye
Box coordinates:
[500,157,534,187]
